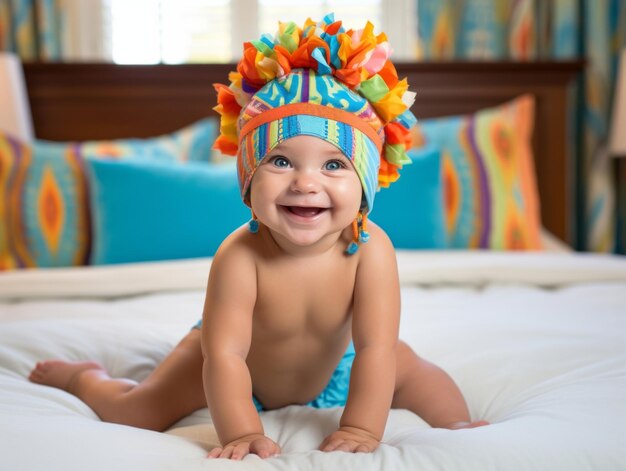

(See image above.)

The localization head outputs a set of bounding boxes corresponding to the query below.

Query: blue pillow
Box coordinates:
[88,159,249,265]
[369,146,446,249]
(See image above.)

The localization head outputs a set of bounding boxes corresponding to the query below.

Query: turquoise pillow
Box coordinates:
[370,146,446,249]
[88,159,249,265]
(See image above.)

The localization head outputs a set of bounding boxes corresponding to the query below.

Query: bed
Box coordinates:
[2,60,626,470]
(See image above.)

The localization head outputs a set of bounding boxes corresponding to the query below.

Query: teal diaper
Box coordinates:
[253,342,355,411]
[192,320,354,411]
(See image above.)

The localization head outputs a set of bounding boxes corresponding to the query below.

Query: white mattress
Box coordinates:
[1,250,626,470]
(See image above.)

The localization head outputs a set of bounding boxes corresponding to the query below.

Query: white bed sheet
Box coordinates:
[1,251,625,471]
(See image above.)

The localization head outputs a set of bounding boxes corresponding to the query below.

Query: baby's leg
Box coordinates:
[392,341,488,429]
[29,329,206,432]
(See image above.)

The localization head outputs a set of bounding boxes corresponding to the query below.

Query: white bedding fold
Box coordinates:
[0,257,212,300]
[1,251,625,300]
[395,250,626,286]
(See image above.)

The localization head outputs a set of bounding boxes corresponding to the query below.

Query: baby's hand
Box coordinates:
[207,434,280,460]
[319,426,380,453]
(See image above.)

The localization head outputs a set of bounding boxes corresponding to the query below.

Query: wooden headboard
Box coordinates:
[22,61,583,245]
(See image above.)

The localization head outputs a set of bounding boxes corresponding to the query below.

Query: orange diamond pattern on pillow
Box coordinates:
[0,135,90,269]
[412,95,542,250]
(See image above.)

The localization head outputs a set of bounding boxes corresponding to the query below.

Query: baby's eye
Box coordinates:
[271,156,291,168]
[324,160,345,171]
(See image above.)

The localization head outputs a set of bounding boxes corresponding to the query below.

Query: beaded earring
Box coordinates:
[345,211,370,255]
[248,211,259,233]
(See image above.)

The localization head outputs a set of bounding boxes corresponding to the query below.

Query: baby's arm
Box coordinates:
[320,226,401,453]
[201,239,280,460]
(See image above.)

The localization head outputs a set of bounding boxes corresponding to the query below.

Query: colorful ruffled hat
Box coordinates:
[213,14,417,253]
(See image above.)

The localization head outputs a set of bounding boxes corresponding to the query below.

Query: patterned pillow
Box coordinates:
[0,118,217,270]
[80,117,216,163]
[412,95,542,250]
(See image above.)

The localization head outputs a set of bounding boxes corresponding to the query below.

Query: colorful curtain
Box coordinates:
[0,0,64,60]
[417,0,626,253]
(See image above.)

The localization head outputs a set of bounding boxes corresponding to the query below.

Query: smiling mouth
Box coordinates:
[282,206,328,218]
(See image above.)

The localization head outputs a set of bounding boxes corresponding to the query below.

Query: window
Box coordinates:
[101,0,415,64]
[257,0,382,44]
[108,0,231,63]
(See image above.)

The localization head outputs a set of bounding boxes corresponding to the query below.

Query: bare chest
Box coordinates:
[253,258,357,336]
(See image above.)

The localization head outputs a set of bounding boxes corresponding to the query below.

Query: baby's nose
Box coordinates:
[290,170,321,193]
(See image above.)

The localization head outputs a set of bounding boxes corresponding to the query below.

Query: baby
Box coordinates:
[29,15,487,460]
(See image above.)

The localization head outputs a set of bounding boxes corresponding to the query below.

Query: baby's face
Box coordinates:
[249,135,362,250]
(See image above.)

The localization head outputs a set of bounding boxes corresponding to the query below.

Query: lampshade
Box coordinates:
[0,53,33,141]
[610,48,626,157]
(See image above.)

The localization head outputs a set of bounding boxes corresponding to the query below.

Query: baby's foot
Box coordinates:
[28,360,105,393]
[446,420,490,430]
